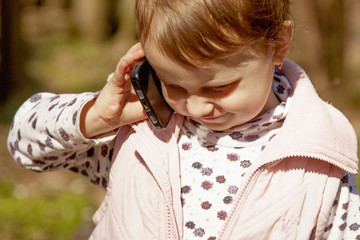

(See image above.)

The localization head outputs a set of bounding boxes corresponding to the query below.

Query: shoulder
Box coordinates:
[276,60,358,173]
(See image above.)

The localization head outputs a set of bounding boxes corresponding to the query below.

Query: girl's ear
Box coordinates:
[272,20,294,65]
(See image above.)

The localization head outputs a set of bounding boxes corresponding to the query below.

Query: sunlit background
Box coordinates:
[0,0,359,239]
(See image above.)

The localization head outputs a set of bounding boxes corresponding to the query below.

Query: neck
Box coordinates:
[259,90,281,117]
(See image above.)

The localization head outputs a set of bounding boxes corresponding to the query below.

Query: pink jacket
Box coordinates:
[90,60,358,240]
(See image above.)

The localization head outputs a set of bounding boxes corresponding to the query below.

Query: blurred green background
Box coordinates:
[0,0,359,239]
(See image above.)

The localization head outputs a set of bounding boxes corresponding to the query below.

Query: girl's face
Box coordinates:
[144,44,281,131]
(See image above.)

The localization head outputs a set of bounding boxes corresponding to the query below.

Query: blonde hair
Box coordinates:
[135,0,292,67]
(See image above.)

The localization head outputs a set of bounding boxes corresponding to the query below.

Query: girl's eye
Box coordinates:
[164,83,181,89]
[163,82,186,92]
[207,82,238,95]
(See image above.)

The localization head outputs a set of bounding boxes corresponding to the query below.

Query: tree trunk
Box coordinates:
[72,0,117,41]
[117,0,137,39]
[311,0,346,82]
[1,0,22,103]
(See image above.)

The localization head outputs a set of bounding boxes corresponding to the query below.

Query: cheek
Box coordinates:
[162,88,188,113]
[219,83,270,114]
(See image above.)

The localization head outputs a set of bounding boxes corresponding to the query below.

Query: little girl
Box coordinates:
[7,0,360,239]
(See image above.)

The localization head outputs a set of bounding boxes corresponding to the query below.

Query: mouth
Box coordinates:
[198,114,225,121]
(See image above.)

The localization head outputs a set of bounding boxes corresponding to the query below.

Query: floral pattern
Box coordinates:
[322,173,360,239]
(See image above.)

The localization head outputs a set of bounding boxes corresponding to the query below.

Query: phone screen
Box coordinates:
[130,59,174,130]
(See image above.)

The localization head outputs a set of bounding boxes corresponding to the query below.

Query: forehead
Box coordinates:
[144,41,259,85]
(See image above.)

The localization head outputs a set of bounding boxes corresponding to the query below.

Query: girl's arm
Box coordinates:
[7,43,146,189]
[7,92,116,189]
[321,172,360,239]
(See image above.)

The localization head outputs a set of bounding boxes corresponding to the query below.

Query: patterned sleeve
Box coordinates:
[7,92,118,189]
[321,172,360,239]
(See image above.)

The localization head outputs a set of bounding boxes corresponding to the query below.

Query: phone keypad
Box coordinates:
[143,103,151,112]
[136,90,145,100]
[149,114,158,124]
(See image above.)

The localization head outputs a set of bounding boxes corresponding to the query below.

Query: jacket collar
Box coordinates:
[263,59,359,174]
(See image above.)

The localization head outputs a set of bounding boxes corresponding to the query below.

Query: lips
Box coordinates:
[199,114,225,121]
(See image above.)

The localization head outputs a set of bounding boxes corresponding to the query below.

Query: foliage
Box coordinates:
[0,179,96,240]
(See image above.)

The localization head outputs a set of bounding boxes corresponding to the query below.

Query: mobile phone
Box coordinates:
[130,58,174,130]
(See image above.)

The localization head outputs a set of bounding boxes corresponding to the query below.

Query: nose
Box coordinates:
[186,95,214,118]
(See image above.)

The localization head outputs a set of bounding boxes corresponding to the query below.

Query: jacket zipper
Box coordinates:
[217,153,352,239]
[217,165,265,239]
[166,200,180,240]
[166,205,172,239]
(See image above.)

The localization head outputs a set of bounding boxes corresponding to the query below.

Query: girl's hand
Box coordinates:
[80,43,147,138]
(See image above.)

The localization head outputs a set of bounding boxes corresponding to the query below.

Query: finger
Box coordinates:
[114,43,143,69]
[111,59,130,87]
[121,43,145,69]
[127,42,144,56]
[110,43,145,87]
